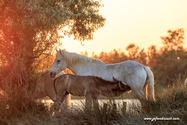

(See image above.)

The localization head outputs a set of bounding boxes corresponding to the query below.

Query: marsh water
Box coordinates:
[41,99,141,113]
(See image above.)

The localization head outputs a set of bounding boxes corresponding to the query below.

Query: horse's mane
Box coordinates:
[61,50,103,64]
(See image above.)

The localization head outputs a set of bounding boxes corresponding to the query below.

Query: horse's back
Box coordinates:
[103,60,146,80]
[119,60,144,70]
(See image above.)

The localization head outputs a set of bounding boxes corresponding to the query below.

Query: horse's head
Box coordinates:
[50,50,67,78]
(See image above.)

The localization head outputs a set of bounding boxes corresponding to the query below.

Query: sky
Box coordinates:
[61,0,187,56]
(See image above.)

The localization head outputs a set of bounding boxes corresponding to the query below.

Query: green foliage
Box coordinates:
[152,48,187,86]
[0,0,106,69]
[0,1,105,124]
[151,28,187,86]
[0,0,106,99]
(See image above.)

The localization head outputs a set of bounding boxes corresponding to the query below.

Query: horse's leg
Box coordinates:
[64,93,70,106]
[92,96,99,112]
[54,97,62,113]
[54,89,67,114]
[85,94,92,111]
[134,88,146,100]
[54,94,68,115]
[61,92,69,110]
[125,73,147,107]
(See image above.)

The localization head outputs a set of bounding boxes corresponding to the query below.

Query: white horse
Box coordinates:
[49,50,155,104]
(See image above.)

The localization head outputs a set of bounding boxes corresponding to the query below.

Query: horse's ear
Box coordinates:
[55,48,58,52]
[55,46,58,52]
[59,50,63,57]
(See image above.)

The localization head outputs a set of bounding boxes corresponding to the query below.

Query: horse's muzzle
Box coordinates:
[50,72,56,78]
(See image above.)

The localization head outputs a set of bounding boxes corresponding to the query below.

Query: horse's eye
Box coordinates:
[57,60,60,63]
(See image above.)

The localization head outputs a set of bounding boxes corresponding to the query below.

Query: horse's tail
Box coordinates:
[143,66,156,101]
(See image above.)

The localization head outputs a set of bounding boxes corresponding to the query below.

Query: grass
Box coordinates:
[141,78,187,125]
[0,69,186,125]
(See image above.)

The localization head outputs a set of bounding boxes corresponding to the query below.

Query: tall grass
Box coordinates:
[0,61,187,125]
[0,62,52,124]
[141,78,187,124]
[52,78,187,125]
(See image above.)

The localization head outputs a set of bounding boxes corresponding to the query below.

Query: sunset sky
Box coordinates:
[61,0,187,56]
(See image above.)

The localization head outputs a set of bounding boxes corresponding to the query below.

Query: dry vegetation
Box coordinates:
[1,38,187,124]
[0,78,186,125]
[1,0,186,124]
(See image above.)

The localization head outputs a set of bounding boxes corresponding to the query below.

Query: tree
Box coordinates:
[0,0,106,70]
[160,28,184,50]
[136,48,147,65]
[0,0,106,109]
[147,45,157,66]
[152,28,187,86]
[126,43,139,60]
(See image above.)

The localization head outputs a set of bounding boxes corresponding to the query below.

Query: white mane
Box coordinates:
[61,50,103,64]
